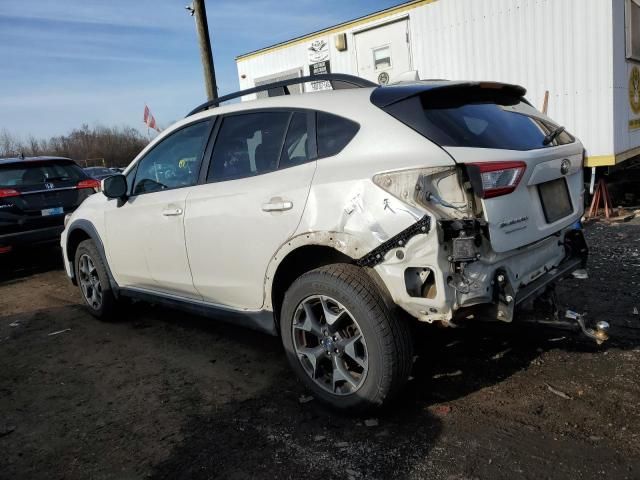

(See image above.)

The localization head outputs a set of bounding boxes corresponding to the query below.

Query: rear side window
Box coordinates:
[381,88,574,151]
[208,112,290,181]
[316,112,360,158]
[0,161,84,188]
[279,112,311,169]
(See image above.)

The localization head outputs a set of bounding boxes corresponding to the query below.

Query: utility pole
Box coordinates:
[187,0,218,101]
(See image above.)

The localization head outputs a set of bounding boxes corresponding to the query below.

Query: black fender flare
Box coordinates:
[66,219,120,296]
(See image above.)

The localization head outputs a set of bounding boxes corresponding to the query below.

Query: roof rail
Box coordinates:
[186,73,377,117]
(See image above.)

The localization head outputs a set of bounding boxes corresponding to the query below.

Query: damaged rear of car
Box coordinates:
[368,81,591,328]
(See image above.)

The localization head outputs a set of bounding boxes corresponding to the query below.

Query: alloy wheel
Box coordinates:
[78,253,103,310]
[292,295,368,395]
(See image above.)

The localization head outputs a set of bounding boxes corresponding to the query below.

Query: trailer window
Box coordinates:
[373,46,392,70]
[627,0,640,61]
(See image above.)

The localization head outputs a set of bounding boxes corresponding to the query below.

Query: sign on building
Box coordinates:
[308,39,331,91]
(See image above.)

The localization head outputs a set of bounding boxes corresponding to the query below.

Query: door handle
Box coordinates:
[162,207,183,216]
[261,200,293,212]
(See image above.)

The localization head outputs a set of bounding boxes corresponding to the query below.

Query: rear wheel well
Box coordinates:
[271,245,353,325]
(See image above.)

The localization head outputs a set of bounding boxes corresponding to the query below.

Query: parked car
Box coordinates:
[61,74,591,410]
[0,156,100,253]
[84,166,116,181]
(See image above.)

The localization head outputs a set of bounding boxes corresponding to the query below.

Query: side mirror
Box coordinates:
[102,174,128,200]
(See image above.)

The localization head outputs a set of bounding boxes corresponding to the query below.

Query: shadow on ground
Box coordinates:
[0,244,63,284]
[147,304,640,480]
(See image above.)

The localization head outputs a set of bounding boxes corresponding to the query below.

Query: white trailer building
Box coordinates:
[236,0,640,169]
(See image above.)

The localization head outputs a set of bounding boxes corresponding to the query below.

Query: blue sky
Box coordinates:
[0,0,400,138]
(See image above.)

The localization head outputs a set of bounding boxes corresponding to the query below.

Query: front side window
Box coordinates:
[208,112,290,181]
[132,120,211,195]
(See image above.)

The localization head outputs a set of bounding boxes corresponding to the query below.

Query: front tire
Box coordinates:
[74,239,117,320]
[280,263,413,411]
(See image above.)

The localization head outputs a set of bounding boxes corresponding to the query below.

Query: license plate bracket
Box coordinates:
[538,178,573,223]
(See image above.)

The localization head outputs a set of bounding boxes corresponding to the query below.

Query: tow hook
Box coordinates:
[565,310,610,345]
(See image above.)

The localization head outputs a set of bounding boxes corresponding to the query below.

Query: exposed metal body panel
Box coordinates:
[236,0,637,167]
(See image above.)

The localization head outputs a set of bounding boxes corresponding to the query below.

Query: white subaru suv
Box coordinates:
[62,74,591,410]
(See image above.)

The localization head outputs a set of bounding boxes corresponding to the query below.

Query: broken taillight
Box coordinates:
[372,166,470,215]
[466,161,526,199]
[0,188,20,199]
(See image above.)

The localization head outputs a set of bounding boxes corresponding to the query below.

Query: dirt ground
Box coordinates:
[1,221,639,480]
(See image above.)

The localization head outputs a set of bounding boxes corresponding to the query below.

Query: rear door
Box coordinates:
[354,19,412,85]
[376,84,584,252]
[184,110,316,309]
[0,159,97,236]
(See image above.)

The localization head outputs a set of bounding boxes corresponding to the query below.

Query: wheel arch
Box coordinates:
[65,220,119,295]
[269,244,352,327]
[266,231,376,328]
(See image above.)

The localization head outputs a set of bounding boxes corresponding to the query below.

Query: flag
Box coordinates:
[143,104,161,132]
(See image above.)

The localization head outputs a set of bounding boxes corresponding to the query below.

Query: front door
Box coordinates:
[185,110,316,310]
[354,19,412,85]
[104,119,213,298]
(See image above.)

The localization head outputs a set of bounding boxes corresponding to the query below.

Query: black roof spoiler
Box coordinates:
[370,81,528,108]
[186,73,377,117]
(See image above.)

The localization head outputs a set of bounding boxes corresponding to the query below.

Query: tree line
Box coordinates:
[0,125,150,168]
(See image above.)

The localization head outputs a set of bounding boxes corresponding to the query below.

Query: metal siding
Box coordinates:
[236,0,616,159]
[409,0,614,160]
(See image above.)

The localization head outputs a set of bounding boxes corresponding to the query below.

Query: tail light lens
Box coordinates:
[0,188,20,199]
[77,179,101,191]
[372,166,470,216]
[466,161,526,199]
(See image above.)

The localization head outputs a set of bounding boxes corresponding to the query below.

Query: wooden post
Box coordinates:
[541,90,549,115]
[191,0,218,101]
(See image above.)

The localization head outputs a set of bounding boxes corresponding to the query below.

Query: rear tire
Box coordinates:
[74,239,117,320]
[280,263,413,411]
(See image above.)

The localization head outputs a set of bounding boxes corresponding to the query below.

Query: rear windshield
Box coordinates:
[0,161,85,188]
[381,88,574,151]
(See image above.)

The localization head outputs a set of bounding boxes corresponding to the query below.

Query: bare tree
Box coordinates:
[0,125,149,167]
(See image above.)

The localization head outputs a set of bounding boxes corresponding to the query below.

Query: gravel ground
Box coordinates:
[0,221,639,480]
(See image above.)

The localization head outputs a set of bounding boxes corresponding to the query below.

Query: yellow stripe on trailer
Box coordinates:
[236,0,439,62]
[585,146,640,167]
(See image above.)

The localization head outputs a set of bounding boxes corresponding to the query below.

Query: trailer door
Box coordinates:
[354,19,411,85]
